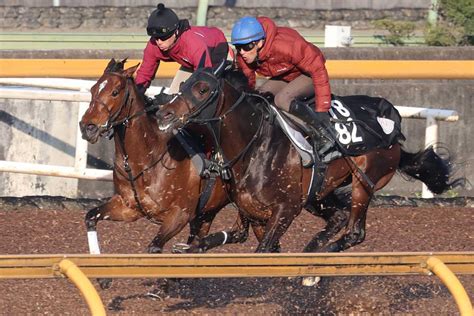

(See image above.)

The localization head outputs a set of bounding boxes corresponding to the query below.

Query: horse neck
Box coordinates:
[217,83,265,172]
[113,86,168,166]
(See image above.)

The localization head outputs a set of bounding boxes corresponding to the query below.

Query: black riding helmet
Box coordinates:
[147,3,179,39]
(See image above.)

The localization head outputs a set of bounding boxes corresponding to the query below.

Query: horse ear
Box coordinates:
[104,58,116,73]
[197,51,207,69]
[124,63,140,78]
[119,58,128,70]
[212,58,227,77]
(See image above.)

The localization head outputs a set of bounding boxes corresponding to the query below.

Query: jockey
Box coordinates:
[136,3,232,102]
[231,16,335,158]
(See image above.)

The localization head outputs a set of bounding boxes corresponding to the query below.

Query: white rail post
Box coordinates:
[74,88,89,175]
[422,115,438,198]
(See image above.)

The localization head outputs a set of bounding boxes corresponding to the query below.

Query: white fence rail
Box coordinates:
[0,78,460,198]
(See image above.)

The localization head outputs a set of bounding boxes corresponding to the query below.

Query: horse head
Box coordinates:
[156,60,228,132]
[79,58,139,143]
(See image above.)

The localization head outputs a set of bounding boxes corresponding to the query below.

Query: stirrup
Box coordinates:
[317,138,334,156]
[309,129,333,157]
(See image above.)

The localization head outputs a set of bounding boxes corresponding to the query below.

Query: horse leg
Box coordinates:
[147,209,191,254]
[303,186,352,252]
[183,212,217,251]
[303,208,348,252]
[255,205,301,253]
[325,165,397,253]
[189,213,250,252]
[84,194,143,289]
[251,222,281,253]
[171,211,219,253]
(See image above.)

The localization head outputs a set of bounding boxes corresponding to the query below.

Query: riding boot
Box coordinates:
[289,100,336,158]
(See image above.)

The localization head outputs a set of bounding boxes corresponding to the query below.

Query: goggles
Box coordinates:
[147,27,176,41]
[234,41,256,52]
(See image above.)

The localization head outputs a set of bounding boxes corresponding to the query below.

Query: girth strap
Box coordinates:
[173,129,223,213]
[197,174,217,213]
[305,156,328,206]
[174,129,208,177]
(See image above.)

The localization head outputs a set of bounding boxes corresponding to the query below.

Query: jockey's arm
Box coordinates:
[135,41,161,93]
[292,43,331,112]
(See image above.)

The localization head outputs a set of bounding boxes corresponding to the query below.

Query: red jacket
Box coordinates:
[237,17,331,112]
[136,26,228,89]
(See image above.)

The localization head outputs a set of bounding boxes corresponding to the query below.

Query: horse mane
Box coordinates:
[223,68,251,92]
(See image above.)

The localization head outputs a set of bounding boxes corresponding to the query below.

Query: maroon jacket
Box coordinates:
[237,17,331,112]
[136,26,228,89]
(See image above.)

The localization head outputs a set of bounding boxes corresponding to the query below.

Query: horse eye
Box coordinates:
[112,90,119,97]
[199,88,208,95]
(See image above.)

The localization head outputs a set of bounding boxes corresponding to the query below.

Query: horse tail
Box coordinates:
[398,146,465,194]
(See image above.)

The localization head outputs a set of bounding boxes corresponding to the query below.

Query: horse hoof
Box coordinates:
[302,276,321,287]
[172,243,191,254]
[98,278,113,289]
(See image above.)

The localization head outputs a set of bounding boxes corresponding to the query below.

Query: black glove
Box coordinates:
[260,91,275,103]
[136,84,154,106]
[136,84,146,97]
[153,92,174,106]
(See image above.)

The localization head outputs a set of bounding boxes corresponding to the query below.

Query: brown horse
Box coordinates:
[79,59,234,286]
[155,64,461,254]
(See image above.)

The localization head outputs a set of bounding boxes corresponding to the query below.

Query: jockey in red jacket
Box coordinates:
[231,16,335,158]
[136,3,231,98]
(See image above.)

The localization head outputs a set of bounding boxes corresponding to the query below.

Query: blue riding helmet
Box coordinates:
[231,16,265,45]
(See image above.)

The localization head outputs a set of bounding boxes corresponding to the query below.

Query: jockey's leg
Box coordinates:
[289,100,335,157]
[258,78,288,97]
[168,66,193,94]
[271,74,314,112]
[264,74,335,157]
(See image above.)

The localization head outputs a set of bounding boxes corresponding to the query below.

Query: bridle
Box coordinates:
[177,69,225,123]
[91,72,162,134]
[90,72,166,222]
[90,73,132,134]
[171,69,269,171]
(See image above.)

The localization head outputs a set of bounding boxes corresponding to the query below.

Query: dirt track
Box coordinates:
[0,198,473,315]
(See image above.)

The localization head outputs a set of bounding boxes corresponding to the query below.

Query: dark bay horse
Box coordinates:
[155,64,461,255]
[79,59,233,285]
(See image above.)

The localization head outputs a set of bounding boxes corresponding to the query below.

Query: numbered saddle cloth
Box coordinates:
[327,95,405,157]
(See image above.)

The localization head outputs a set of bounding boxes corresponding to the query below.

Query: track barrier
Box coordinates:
[1,59,474,79]
[0,76,460,197]
[0,252,472,315]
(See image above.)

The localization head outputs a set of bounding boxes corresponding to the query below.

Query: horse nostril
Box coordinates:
[87,124,98,133]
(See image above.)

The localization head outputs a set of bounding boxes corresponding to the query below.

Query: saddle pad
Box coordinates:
[327,95,405,157]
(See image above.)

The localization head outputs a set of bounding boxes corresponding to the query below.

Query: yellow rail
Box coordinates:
[427,257,473,316]
[1,59,473,79]
[1,252,472,315]
[57,259,106,316]
[1,252,473,279]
